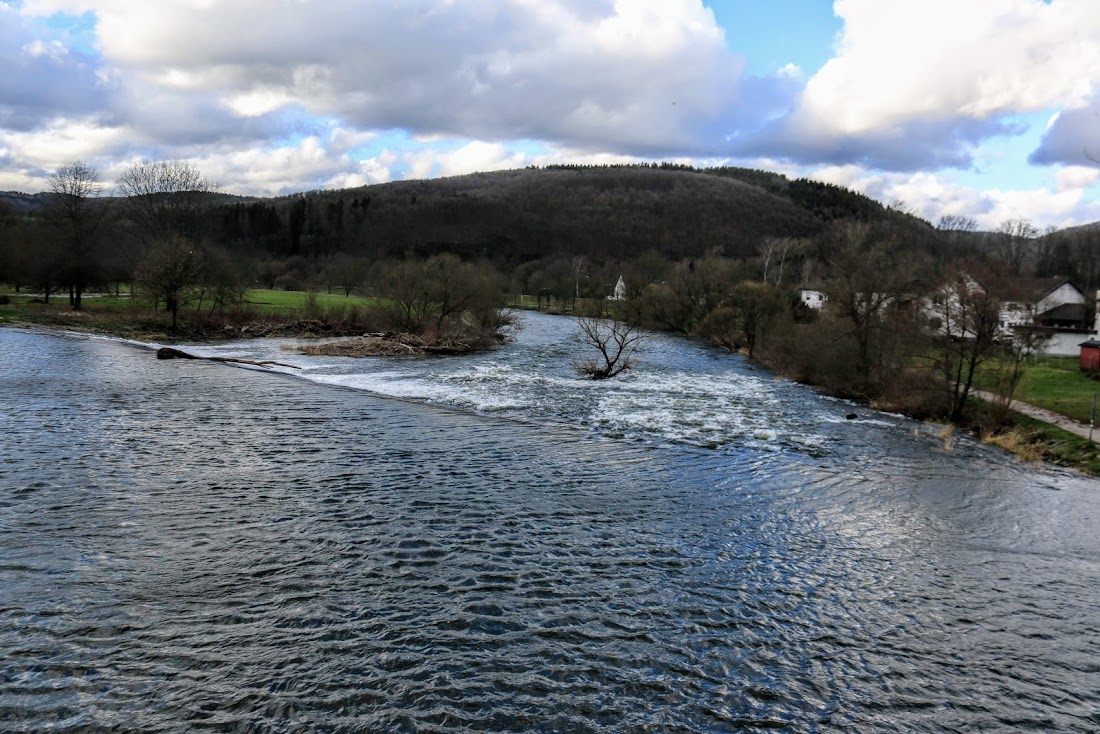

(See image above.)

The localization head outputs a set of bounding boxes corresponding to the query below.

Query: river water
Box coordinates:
[1,312,1098,732]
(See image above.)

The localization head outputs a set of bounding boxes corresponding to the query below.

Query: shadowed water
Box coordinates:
[1,317,1098,732]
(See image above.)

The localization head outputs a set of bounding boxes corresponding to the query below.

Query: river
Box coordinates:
[1,312,1098,732]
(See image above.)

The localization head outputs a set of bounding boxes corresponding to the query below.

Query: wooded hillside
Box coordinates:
[3,164,943,265]
[210,164,937,264]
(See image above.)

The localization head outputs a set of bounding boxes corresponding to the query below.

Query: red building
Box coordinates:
[1079,339,1100,371]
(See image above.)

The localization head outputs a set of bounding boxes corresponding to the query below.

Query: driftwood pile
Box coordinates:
[296,333,483,358]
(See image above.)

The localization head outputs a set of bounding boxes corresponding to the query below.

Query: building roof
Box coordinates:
[1001,277,1080,304]
[1035,302,1089,325]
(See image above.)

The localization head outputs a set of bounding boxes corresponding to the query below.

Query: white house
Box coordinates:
[799,289,827,310]
[1002,279,1092,356]
[922,273,990,339]
[999,278,1087,335]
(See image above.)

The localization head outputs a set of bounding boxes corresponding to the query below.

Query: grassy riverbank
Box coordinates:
[964,396,1100,475]
[973,356,1100,424]
[964,357,1100,475]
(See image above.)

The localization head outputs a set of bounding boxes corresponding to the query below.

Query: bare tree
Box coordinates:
[200,244,248,316]
[375,254,504,337]
[985,327,1049,425]
[377,258,432,332]
[698,281,786,357]
[759,237,807,286]
[323,253,369,297]
[936,214,979,232]
[925,267,1002,421]
[995,218,1039,276]
[45,161,112,310]
[570,255,588,312]
[116,160,217,244]
[425,253,482,331]
[134,235,207,329]
[574,314,646,379]
[825,223,922,387]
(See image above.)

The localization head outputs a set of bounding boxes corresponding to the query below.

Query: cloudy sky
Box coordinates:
[2,0,1099,229]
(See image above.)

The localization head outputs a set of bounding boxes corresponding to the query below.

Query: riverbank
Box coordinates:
[0,294,508,356]
[962,394,1100,475]
[743,344,1100,475]
[761,354,1100,476]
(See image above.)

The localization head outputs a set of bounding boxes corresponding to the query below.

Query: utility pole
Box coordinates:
[1090,393,1096,443]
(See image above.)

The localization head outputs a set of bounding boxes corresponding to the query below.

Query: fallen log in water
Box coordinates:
[155,346,300,369]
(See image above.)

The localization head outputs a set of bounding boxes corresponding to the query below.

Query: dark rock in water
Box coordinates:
[156,347,197,360]
[846,413,858,420]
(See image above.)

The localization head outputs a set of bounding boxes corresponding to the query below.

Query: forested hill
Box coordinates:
[4,164,939,263]
[0,191,53,214]
[231,164,935,263]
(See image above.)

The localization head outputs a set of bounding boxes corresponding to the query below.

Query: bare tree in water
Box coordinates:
[574,313,646,379]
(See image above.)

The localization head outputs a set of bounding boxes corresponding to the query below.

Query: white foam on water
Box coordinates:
[165,316,897,455]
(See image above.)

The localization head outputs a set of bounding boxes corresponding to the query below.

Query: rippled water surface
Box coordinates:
[2,314,1099,732]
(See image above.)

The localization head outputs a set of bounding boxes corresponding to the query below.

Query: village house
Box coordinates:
[999,278,1088,333]
[1002,278,1094,356]
[798,276,1096,357]
[918,274,1096,356]
[923,273,987,340]
[799,288,827,310]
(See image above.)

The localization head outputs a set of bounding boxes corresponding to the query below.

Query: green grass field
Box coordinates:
[242,289,380,315]
[0,287,379,314]
[0,287,384,334]
[977,355,1100,424]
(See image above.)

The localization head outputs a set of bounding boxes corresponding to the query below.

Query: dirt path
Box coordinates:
[972,389,1096,440]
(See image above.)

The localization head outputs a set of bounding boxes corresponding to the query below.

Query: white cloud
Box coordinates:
[776,63,801,79]
[195,137,393,197]
[327,127,378,156]
[742,0,1100,171]
[1055,166,1100,193]
[801,0,1100,135]
[222,89,296,118]
[22,39,68,60]
[809,165,1100,230]
[324,154,395,191]
[17,0,748,154]
[405,141,529,180]
[0,116,134,169]
[808,164,866,189]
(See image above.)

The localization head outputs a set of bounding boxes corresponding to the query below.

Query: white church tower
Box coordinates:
[609,276,626,301]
